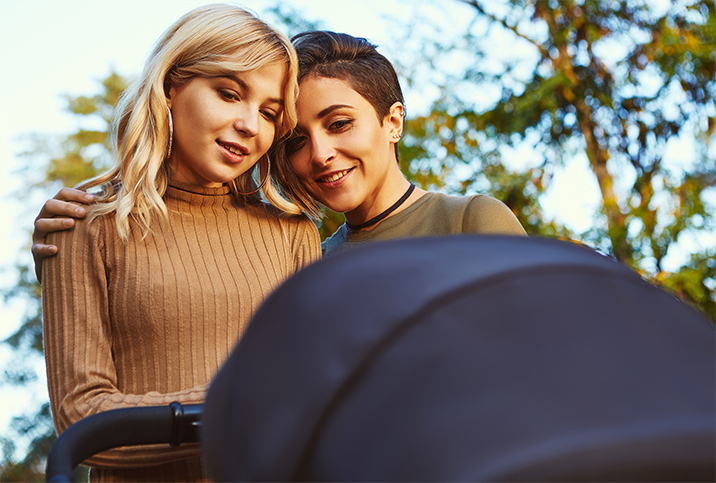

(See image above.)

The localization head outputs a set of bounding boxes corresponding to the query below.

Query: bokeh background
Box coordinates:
[1,0,713,479]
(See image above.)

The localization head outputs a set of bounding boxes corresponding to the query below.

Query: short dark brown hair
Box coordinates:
[292,31,405,124]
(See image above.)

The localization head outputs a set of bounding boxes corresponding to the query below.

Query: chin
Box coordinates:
[320,200,356,215]
[311,190,364,215]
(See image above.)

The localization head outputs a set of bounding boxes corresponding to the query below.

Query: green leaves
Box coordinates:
[0,70,128,478]
[402,0,715,320]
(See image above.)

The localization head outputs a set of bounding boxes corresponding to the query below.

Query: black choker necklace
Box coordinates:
[346,183,416,230]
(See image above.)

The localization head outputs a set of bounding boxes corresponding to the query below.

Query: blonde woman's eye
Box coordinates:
[219,90,238,101]
[262,110,279,123]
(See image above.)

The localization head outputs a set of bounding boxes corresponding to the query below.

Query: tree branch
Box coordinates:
[460,0,550,58]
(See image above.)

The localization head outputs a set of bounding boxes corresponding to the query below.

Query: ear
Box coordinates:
[166,86,175,109]
[386,102,404,143]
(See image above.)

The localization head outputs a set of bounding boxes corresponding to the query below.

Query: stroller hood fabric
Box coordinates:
[203,235,716,482]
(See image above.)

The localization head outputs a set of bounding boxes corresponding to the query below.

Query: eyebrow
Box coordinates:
[219,75,284,107]
[293,104,355,134]
[317,104,354,119]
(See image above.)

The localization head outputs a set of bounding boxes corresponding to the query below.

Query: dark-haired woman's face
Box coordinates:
[167,62,285,187]
[287,76,403,223]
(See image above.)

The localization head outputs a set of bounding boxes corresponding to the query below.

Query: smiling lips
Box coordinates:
[218,141,248,157]
[317,168,353,184]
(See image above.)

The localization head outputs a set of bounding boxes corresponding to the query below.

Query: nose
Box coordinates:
[233,104,260,137]
[310,132,335,167]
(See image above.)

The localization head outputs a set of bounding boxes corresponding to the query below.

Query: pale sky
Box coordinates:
[0,0,712,457]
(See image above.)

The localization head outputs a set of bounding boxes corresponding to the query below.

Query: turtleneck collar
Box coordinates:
[164,181,234,210]
[167,180,231,197]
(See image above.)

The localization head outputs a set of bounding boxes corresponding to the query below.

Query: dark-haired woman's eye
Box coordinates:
[329,119,353,131]
[285,135,306,156]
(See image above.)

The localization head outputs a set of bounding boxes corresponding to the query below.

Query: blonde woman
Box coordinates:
[38,4,320,481]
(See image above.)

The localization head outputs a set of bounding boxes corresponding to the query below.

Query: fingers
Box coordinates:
[33,188,94,228]
[31,188,94,283]
[35,197,91,223]
[33,190,93,241]
[31,218,73,278]
[34,217,76,239]
[32,243,58,258]
[33,211,79,247]
[56,187,95,204]
[32,243,58,283]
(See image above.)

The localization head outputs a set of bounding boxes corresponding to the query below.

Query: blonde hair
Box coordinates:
[78,3,301,240]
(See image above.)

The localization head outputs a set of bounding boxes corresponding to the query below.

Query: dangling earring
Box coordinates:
[235,158,271,196]
[166,106,174,160]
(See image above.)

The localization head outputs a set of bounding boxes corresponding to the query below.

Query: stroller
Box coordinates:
[47,235,716,482]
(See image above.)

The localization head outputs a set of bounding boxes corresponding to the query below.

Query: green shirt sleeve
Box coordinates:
[462,195,527,236]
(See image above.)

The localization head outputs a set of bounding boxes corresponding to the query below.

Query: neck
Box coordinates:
[345,180,417,231]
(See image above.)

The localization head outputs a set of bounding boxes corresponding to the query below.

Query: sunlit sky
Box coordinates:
[0,0,712,450]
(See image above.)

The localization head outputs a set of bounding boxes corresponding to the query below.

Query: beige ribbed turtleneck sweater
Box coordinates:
[42,182,321,481]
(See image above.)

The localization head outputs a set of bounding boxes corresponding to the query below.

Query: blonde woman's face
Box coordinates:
[167,62,286,188]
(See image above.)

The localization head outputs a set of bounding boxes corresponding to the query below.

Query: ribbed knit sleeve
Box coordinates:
[43,215,208,470]
[286,211,322,274]
[41,183,320,480]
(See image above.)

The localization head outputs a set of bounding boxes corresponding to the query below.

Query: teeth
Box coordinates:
[221,142,245,156]
[320,169,350,183]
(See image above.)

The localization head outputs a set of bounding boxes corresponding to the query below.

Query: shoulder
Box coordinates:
[464,194,511,211]
[249,202,321,253]
[417,192,525,235]
[462,194,527,236]
[321,225,348,257]
[46,209,116,247]
[43,211,116,284]
[241,202,312,229]
[425,192,509,212]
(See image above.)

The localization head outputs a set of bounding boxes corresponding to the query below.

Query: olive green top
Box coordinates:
[323,192,527,256]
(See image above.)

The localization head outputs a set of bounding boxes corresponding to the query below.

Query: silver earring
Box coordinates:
[235,158,271,196]
[166,106,173,160]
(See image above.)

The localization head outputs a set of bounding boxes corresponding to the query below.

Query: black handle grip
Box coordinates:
[46,403,203,482]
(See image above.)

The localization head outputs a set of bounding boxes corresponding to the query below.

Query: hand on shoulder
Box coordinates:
[32,188,95,281]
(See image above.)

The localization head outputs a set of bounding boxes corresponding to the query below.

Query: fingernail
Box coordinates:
[63,219,73,227]
[85,194,94,201]
[76,207,86,216]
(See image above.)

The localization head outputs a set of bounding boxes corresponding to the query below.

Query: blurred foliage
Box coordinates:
[263,2,325,38]
[2,0,714,479]
[396,0,715,319]
[47,72,126,188]
[0,71,126,481]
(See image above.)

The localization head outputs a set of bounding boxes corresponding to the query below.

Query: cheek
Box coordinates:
[175,98,212,137]
[259,123,277,152]
[289,154,310,180]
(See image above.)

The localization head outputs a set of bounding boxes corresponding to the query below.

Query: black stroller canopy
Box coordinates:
[203,235,716,482]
